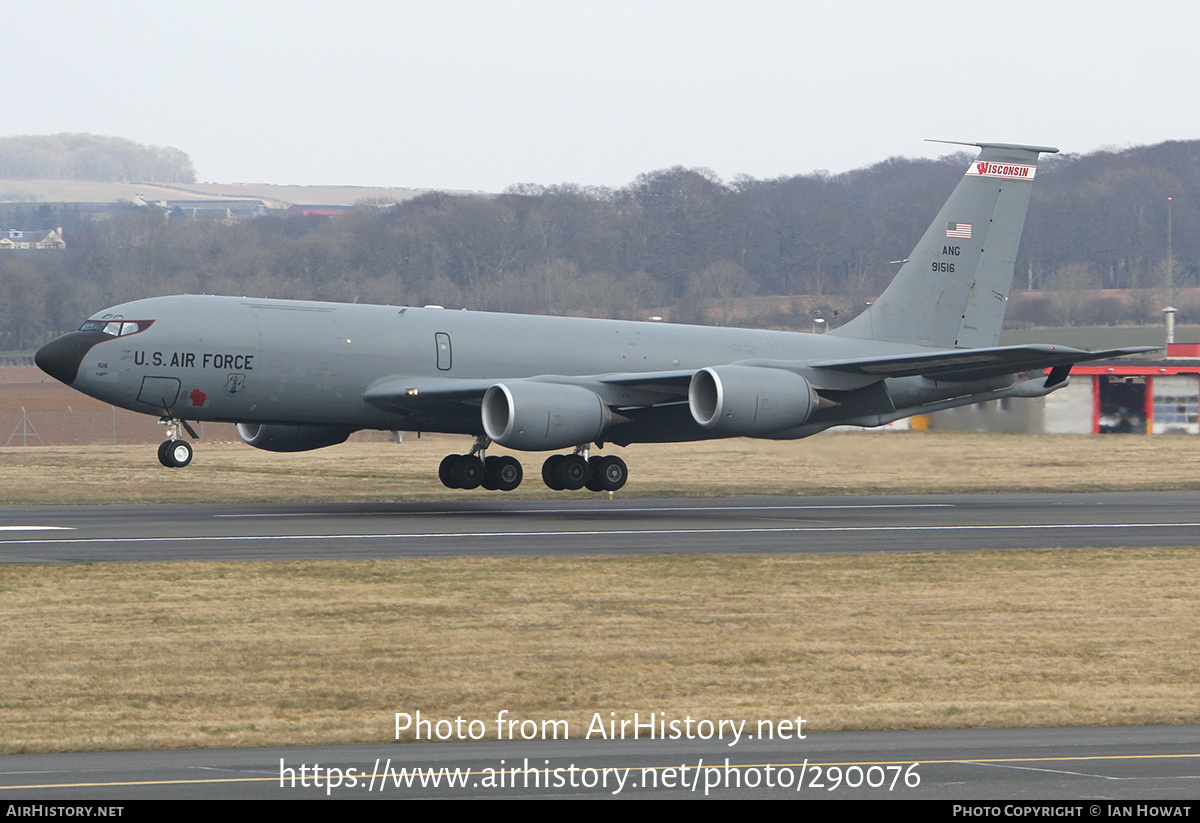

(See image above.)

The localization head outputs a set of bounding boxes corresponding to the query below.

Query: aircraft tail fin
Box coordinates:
[830,141,1057,349]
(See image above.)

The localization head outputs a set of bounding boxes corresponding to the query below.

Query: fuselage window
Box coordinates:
[436,332,452,371]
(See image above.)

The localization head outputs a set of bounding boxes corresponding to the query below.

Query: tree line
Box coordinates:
[0,134,195,185]
[1,139,1198,351]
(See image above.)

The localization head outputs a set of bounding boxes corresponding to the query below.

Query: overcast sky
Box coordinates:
[10,0,1199,191]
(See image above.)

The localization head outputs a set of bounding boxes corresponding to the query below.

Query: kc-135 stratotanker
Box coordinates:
[36,142,1153,492]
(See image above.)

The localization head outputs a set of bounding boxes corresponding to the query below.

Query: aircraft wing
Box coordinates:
[362,377,498,414]
[595,370,695,402]
[364,345,1157,415]
[808,345,1159,382]
[363,371,698,416]
[595,346,1159,391]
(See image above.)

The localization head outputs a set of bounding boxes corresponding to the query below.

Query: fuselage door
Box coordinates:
[435,332,452,371]
[136,375,181,412]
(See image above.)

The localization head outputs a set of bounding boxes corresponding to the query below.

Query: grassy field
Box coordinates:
[5,430,1200,504]
[3,549,1197,754]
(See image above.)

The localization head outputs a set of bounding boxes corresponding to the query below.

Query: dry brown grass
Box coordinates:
[3,430,1200,504]
[1,549,1197,753]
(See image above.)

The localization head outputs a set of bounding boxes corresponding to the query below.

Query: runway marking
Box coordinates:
[2,522,1200,547]
[3,752,1197,792]
[212,504,956,518]
[964,763,1200,782]
[0,526,73,531]
[967,760,1200,781]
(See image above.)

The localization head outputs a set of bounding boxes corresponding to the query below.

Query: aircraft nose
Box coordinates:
[35,331,107,386]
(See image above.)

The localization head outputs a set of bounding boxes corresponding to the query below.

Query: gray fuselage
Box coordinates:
[56,293,931,442]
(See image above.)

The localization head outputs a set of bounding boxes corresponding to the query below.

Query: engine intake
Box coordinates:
[688,365,818,436]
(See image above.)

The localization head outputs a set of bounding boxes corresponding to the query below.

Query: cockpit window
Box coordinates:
[79,319,153,336]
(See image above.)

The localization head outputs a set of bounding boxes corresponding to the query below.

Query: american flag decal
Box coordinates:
[946,222,971,239]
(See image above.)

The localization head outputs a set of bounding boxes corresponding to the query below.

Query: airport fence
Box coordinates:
[2,405,239,446]
[1,405,396,447]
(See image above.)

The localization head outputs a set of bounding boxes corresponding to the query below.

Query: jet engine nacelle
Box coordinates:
[236,423,355,452]
[688,365,819,436]
[481,381,610,451]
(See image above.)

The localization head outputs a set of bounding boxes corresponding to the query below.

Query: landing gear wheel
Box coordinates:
[481,456,501,490]
[585,456,607,492]
[594,455,627,491]
[488,455,523,491]
[170,440,193,468]
[449,454,484,490]
[542,455,565,490]
[159,439,193,468]
[553,454,589,491]
[439,454,459,488]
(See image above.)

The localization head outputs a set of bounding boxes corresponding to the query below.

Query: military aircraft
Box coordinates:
[35,141,1153,492]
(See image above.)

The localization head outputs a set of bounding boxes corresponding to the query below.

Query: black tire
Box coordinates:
[542,455,565,490]
[554,454,589,491]
[164,439,192,468]
[157,440,173,468]
[595,455,628,491]
[451,455,484,490]
[438,454,459,488]
[585,456,606,492]
[494,456,523,492]
[481,456,502,490]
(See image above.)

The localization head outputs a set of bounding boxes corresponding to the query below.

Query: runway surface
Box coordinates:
[3,490,1200,564]
[2,725,1198,799]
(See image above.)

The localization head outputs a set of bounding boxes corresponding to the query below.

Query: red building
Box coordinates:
[926,343,1200,435]
[1050,343,1200,435]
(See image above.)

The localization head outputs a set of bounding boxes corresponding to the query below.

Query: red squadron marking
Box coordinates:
[966,161,1036,179]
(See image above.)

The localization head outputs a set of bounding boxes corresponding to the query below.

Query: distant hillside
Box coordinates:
[0,180,445,208]
[0,134,195,184]
[4,137,1200,352]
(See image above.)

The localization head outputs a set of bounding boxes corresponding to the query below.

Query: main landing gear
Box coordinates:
[541,452,627,492]
[157,417,197,468]
[439,436,523,491]
[437,439,628,492]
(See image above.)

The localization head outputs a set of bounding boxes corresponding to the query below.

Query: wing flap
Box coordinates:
[362,345,1156,418]
[809,345,1158,382]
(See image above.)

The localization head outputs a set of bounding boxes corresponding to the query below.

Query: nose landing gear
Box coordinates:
[157,417,198,468]
[157,439,193,468]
